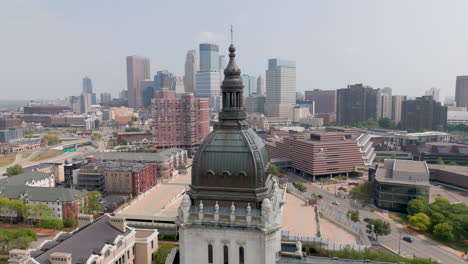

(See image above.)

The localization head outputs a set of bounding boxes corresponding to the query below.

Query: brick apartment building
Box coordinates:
[304,89,337,114]
[266,131,372,180]
[104,162,156,196]
[151,89,209,155]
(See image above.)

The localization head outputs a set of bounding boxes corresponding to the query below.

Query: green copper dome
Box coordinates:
[189,44,272,205]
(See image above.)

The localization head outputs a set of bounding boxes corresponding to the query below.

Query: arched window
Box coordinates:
[223,245,229,264]
[239,246,244,264]
[208,244,213,264]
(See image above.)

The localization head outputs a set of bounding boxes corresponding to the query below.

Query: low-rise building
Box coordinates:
[8,215,158,264]
[104,162,156,196]
[246,113,270,131]
[371,159,430,212]
[117,132,153,145]
[409,142,468,165]
[0,171,55,188]
[25,163,65,183]
[0,185,87,220]
[267,131,373,180]
[0,128,24,142]
[428,164,468,189]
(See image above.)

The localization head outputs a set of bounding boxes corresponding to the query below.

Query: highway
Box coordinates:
[286,173,466,264]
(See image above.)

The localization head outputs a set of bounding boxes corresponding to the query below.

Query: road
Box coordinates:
[286,173,466,264]
[0,139,94,178]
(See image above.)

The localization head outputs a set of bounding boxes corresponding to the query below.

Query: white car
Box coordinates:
[332,201,339,205]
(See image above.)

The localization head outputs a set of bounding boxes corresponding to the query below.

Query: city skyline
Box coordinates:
[2,0,468,100]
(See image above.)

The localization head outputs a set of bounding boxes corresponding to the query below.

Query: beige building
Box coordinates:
[127,56,150,109]
[9,215,158,264]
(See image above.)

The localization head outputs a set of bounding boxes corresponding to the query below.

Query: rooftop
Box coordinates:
[76,148,185,163]
[428,164,468,175]
[278,255,400,264]
[375,160,430,186]
[0,171,53,186]
[31,215,131,264]
[0,185,87,202]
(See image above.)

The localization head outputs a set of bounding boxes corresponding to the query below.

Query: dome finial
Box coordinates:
[230,24,234,46]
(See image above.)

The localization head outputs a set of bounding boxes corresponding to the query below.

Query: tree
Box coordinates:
[42,134,60,145]
[6,165,24,176]
[347,210,360,222]
[433,222,455,241]
[269,164,280,176]
[389,153,397,159]
[24,203,53,223]
[367,219,391,240]
[293,183,307,192]
[378,118,396,129]
[38,217,64,229]
[24,129,34,138]
[120,137,128,145]
[125,127,141,132]
[407,196,428,215]
[64,159,70,165]
[86,191,101,214]
[350,182,373,201]
[436,157,445,165]
[409,212,431,231]
[127,121,134,126]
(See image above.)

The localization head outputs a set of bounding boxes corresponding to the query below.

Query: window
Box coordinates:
[223,245,229,264]
[239,247,244,264]
[151,240,154,249]
[208,244,213,264]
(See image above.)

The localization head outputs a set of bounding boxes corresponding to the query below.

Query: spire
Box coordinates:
[218,26,247,127]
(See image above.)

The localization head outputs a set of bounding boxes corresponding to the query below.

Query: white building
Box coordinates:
[425,87,441,103]
[265,58,296,120]
[291,105,312,123]
[447,106,468,124]
[381,92,392,119]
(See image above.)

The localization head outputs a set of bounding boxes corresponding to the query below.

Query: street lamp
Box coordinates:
[398,231,402,254]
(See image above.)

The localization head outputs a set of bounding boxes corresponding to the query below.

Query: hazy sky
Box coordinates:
[2,0,468,100]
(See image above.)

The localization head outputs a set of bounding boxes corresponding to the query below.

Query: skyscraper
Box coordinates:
[381,89,392,119]
[304,89,336,114]
[199,44,219,71]
[82,77,93,94]
[151,89,209,156]
[241,74,257,96]
[141,79,156,108]
[196,44,222,112]
[172,76,185,94]
[126,55,150,109]
[184,50,199,93]
[336,84,382,126]
[265,58,296,120]
[100,93,112,105]
[80,92,92,114]
[425,87,440,103]
[178,43,283,264]
[401,96,447,131]
[392,95,406,125]
[456,76,468,107]
[154,70,173,91]
[82,76,96,105]
[257,75,265,95]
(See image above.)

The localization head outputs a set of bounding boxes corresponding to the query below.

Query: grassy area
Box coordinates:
[388,211,467,252]
[153,243,178,264]
[21,153,32,159]
[31,150,63,162]
[0,155,16,167]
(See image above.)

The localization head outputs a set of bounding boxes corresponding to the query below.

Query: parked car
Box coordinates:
[402,236,414,243]
[363,218,371,223]
[332,201,339,205]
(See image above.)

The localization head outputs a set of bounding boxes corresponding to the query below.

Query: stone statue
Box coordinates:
[261,198,273,227]
[246,203,252,225]
[198,200,204,222]
[230,202,236,223]
[214,201,220,223]
[295,239,302,254]
[178,194,191,224]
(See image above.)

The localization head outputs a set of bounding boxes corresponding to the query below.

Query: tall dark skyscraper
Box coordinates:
[336,84,382,125]
[401,96,447,131]
[82,77,93,94]
[455,76,468,107]
[184,49,199,93]
[196,44,221,112]
[126,55,151,109]
[154,70,173,91]
[304,89,336,114]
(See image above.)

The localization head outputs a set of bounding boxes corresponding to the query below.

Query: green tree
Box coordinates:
[125,127,141,132]
[409,212,431,231]
[367,219,391,240]
[153,243,177,264]
[127,121,134,126]
[42,134,60,145]
[350,182,373,201]
[38,217,64,229]
[24,203,53,223]
[87,191,101,214]
[269,164,280,176]
[347,210,360,222]
[389,153,397,159]
[378,118,396,129]
[433,222,455,241]
[407,196,428,215]
[91,133,103,141]
[120,137,128,145]
[6,165,24,176]
[436,157,445,165]
[293,183,307,192]
[24,129,34,138]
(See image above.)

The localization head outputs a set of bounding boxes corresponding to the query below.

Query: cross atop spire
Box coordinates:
[230,25,234,45]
